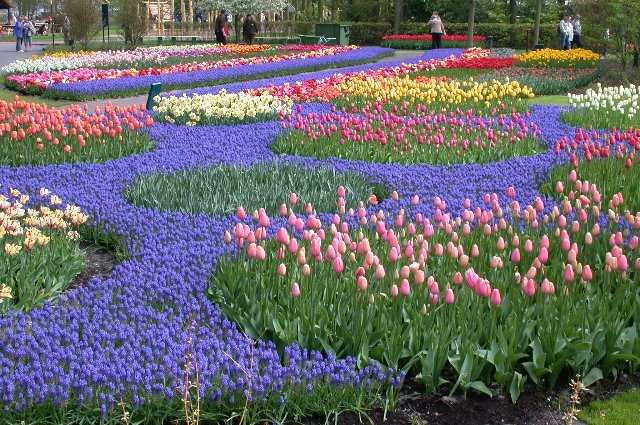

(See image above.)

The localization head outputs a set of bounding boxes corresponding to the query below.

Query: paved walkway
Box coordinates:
[0,41,46,67]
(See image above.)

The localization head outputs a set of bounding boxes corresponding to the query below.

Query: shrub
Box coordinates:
[64,0,102,48]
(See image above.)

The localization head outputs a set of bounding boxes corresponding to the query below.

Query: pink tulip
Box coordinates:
[453,271,463,285]
[444,287,455,304]
[496,237,505,251]
[390,284,399,298]
[279,203,288,216]
[302,264,311,276]
[510,248,521,263]
[236,206,246,220]
[471,244,479,257]
[356,276,368,291]
[291,282,301,297]
[332,256,344,273]
[538,247,549,264]
[522,278,536,297]
[563,264,575,282]
[289,192,298,205]
[399,279,411,296]
[524,239,533,253]
[617,255,629,272]
[541,278,555,295]
[337,185,346,198]
[247,243,257,258]
[374,264,385,280]
[434,243,444,256]
[388,246,400,262]
[276,227,290,245]
[277,263,287,277]
[490,288,502,306]
[581,265,593,281]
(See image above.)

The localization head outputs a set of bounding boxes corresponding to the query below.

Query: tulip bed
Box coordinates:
[5,46,394,101]
[481,67,599,95]
[125,162,388,217]
[563,84,640,129]
[2,46,639,424]
[0,188,88,314]
[153,90,293,126]
[0,98,154,165]
[274,104,545,165]
[382,34,487,49]
[516,48,600,69]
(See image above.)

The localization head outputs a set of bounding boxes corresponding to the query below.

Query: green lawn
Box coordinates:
[578,389,640,425]
[529,94,569,105]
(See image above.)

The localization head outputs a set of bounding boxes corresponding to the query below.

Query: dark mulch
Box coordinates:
[306,374,640,425]
[68,241,119,289]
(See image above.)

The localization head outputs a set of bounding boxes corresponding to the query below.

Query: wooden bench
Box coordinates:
[153,35,202,44]
[298,35,336,45]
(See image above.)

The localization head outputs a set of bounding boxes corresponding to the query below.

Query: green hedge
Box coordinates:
[299,22,561,49]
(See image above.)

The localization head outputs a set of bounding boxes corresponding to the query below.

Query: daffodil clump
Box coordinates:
[335,75,534,114]
[517,48,600,68]
[0,187,88,313]
[564,83,640,129]
[153,90,294,126]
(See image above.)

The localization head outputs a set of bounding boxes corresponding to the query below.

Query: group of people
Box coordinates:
[558,14,582,50]
[12,16,36,52]
[214,10,262,45]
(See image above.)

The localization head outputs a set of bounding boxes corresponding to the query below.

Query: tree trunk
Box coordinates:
[509,0,517,47]
[466,0,476,48]
[187,0,193,24]
[533,0,543,46]
[180,0,185,25]
[171,0,175,35]
[393,0,403,34]
[156,0,162,34]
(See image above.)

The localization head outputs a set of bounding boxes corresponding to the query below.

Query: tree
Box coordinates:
[532,0,542,46]
[393,0,403,34]
[577,0,640,68]
[119,0,147,45]
[466,0,475,48]
[64,0,101,47]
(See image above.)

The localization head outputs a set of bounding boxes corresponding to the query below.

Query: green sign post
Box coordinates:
[146,83,162,111]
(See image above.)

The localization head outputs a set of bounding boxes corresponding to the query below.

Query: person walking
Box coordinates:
[214,10,227,44]
[242,14,258,45]
[428,12,445,49]
[13,17,24,52]
[23,17,35,51]
[559,15,573,50]
[571,15,582,48]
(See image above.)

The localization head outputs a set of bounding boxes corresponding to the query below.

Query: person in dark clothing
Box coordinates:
[242,14,258,45]
[427,11,445,49]
[215,10,227,44]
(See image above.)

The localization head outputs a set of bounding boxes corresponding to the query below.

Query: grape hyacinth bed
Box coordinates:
[0,46,638,424]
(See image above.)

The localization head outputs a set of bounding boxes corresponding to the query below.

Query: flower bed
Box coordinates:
[516,48,600,68]
[126,162,387,217]
[248,53,514,103]
[212,179,639,403]
[274,104,543,165]
[481,67,599,95]
[382,34,487,49]
[0,188,87,313]
[153,90,293,126]
[333,75,533,113]
[1,43,273,76]
[0,98,153,165]
[564,83,640,129]
[6,46,359,96]
[32,47,393,100]
[545,126,640,212]
[1,45,638,423]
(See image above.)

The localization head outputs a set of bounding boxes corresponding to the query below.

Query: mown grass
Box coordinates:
[578,389,640,425]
